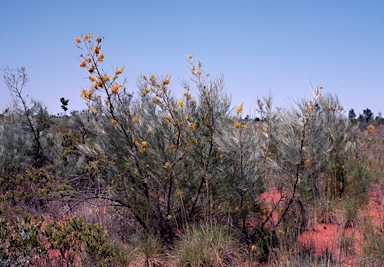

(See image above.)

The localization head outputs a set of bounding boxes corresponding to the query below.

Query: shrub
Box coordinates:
[74,34,233,241]
[43,217,112,266]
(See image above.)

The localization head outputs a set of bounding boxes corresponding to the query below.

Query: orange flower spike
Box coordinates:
[85,91,92,99]
[236,103,243,114]
[80,88,86,98]
[174,189,181,196]
[111,119,118,125]
[112,85,118,94]
[96,36,102,43]
[74,38,81,43]
[163,78,171,85]
[79,61,86,68]
[103,75,110,82]
[97,54,104,62]
[115,66,124,75]
[132,117,139,123]
[164,162,171,169]
[177,100,185,107]
[112,84,120,94]
[93,46,100,55]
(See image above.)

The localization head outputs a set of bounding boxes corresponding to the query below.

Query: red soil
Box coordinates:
[257,186,384,266]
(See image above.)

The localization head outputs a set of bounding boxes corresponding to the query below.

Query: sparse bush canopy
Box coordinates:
[0,34,381,266]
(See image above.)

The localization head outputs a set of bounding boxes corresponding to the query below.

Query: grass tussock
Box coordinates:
[173,223,243,267]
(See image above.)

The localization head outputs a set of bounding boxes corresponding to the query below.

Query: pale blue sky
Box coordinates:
[1,1,383,117]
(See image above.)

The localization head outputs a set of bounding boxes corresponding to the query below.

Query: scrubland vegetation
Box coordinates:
[1,34,384,266]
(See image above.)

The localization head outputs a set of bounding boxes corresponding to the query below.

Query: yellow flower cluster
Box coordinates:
[236,103,243,114]
[80,88,93,100]
[164,162,171,169]
[366,124,375,134]
[183,92,191,100]
[93,46,100,55]
[174,189,181,196]
[234,122,247,129]
[115,66,124,75]
[163,78,171,85]
[97,54,104,63]
[112,84,122,94]
[177,99,185,107]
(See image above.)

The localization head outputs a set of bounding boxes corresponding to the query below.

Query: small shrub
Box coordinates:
[0,214,48,266]
[43,217,112,266]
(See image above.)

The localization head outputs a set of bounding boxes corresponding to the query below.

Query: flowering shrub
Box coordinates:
[75,34,236,240]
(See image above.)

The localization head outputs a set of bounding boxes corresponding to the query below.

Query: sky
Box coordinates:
[1,1,383,117]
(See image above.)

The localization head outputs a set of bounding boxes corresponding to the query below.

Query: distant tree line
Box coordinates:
[348,108,384,127]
